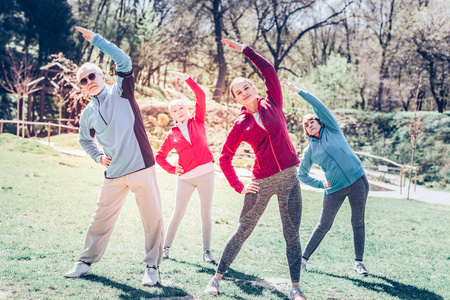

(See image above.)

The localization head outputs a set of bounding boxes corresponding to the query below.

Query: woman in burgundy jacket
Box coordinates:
[156,71,216,264]
[204,40,306,300]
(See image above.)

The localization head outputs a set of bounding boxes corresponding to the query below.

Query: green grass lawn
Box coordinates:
[0,133,448,300]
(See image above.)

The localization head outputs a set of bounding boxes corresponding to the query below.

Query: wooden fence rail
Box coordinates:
[0,119,78,146]
[355,151,418,193]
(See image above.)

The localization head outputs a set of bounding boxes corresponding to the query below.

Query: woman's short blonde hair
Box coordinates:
[168,99,187,113]
[302,113,323,136]
[229,77,258,100]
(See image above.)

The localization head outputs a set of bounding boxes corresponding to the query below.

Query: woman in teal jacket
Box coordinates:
[283,79,370,276]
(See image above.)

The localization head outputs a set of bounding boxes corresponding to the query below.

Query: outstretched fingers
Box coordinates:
[75,26,95,43]
[221,39,242,52]
[241,181,260,194]
[168,71,185,80]
[282,78,301,93]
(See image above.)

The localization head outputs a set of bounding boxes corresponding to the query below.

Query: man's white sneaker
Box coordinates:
[354,261,369,276]
[142,266,159,286]
[63,261,92,278]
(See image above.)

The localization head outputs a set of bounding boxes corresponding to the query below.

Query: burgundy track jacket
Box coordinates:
[219,46,300,193]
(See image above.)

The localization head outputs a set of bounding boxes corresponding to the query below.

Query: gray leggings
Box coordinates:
[217,166,303,283]
[302,175,369,261]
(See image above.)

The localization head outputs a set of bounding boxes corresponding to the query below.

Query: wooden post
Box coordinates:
[414,168,418,192]
[403,170,407,187]
[0,120,3,134]
[22,96,26,138]
[399,168,403,195]
[47,123,51,146]
[58,104,62,135]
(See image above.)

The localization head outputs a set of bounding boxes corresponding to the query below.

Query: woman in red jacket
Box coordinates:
[204,40,306,300]
[155,71,216,264]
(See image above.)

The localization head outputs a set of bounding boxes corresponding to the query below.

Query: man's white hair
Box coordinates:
[168,99,187,112]
[76,63,104,82]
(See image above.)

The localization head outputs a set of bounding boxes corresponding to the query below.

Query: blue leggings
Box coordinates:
[302,175,369,261]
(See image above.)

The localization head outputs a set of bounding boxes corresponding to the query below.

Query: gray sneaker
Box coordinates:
[163,246,170,260]
[301,257,307,270]
[289,286,307,300]
[204,276,220,295]
[63,261,92,278]
[354,261,369,276]
[202,250,217,264]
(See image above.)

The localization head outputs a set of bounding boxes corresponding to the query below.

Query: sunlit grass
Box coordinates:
[0,133,448,299]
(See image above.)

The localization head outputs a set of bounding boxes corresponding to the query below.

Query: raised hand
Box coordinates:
[75,26,95,43]
[282,78,301,93]
[241,181,260,194]
[222,39,244,52]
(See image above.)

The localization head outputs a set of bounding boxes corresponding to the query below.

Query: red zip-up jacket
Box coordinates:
[219,46,300,193]
[156,77,214,175]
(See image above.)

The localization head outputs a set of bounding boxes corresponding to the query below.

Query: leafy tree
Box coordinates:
[408,1,449,113]
[16,0,75,64]
[316,52,362,109]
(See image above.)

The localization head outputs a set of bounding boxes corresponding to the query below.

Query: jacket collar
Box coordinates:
[175,118,189,128]
[90,86,110,104]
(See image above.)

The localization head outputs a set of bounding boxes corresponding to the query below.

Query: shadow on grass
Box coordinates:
[309,269,444,300]
[81,274,190,299]
[170,258,288,300]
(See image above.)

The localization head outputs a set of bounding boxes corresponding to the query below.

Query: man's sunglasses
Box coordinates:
[79,73,98,86]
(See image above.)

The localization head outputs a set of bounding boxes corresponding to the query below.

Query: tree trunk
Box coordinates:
[427,60,445,113]
[211,0,226,103]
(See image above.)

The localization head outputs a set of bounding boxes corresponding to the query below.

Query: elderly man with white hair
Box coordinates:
[63,27,164,287]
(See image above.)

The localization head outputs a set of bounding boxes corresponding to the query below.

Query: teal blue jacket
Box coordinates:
[298,91,365,194]
[78,35,155,178]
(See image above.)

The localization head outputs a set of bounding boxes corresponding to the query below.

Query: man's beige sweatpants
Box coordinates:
[78,166,164,267]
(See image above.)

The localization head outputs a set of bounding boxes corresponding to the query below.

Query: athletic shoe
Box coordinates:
[289,287,307,300]
[202,250,217,264]
[204,276,220,295]
[163,246,170,260]
[354,261,369,276]
[142,266,159,286]
[63,261,92,278]
[301,257,307,270]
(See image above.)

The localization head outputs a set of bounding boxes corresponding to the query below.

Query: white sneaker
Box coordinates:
[289,286,307,300]
[204,276,220,295]
[301,257,307,270]
[202,250,217,264]
[354,261,369,276]
[142,266,159,286]
[63,261,92,278]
